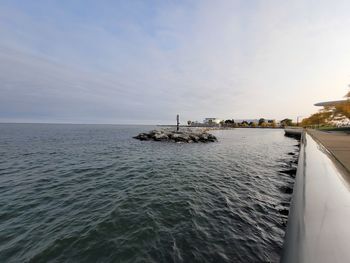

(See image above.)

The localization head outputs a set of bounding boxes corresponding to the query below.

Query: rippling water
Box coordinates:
[0,124,299,262]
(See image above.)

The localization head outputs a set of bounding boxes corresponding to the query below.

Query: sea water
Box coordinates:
[0,124,298,262]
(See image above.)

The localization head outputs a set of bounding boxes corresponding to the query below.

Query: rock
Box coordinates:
[170,133,180,140]
[153,133,169,141]
[189,134,199,142]
[133,129,217,143]
[280,186,293,194]
[198,133,209,142]
[279,168,297,177]
[133,133,150,141]
[279,208,289,216]
[207,134,216,142]
[179,134,190,142]
[149,130,159,135]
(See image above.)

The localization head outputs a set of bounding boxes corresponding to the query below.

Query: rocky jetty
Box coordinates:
[133,129,217,143]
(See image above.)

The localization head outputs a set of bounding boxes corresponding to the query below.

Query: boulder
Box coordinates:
[189,134,200,142]
[133,133,150,141]
[133,129,217,143]
[153,133,169,141]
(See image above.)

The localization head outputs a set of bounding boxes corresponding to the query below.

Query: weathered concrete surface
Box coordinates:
[307,129,350,173]
[281,133,350,263]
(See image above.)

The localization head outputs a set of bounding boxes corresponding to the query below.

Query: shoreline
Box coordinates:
[157,125,284,130]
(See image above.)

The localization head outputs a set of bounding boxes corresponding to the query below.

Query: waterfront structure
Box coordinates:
[314,100,347,107]
[282,131,350,263]
[284,127,303,138]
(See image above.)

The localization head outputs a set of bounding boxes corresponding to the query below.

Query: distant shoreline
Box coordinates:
[157,125,283,129]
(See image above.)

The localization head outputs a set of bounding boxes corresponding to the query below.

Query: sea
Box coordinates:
[0,124,299,263]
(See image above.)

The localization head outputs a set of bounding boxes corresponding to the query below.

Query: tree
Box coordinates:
[332,92,350,120]
[225,119,235,124]
[260,122,268,128]
[345,90,350,99]
[258,118,266,126]
[334,102,350,120]
[300,89,350,127]
[301,110,332,126]
[270,120,277,128]
[223,119,235,127]
[318,91,350,123]
[280,118,293,127]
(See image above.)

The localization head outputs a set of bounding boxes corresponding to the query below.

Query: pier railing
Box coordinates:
[281,132,350,263]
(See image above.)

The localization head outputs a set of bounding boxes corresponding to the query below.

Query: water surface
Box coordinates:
[0,124,298,262]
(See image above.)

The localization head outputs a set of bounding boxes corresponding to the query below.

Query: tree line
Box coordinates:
[219,118,279,128]
[188,118,294,128]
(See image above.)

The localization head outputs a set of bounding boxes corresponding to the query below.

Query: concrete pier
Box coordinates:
[281,131,350,263]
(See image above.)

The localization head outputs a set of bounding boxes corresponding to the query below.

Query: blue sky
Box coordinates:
[1,0,350,124]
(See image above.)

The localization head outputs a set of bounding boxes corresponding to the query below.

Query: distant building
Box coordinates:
[203,118,222,125]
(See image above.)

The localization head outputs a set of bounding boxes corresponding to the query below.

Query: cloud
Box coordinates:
[0,0,350,123]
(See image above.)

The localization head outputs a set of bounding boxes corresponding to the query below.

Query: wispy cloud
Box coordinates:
[0,0,350,123]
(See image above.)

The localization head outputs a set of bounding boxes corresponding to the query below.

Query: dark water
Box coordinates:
[0,124,298,262]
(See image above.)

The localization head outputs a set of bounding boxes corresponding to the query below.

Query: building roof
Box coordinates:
[314,100,347,106]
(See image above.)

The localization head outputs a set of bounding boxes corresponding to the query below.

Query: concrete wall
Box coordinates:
[281,133,350,263]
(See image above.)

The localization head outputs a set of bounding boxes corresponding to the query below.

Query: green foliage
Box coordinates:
[222,119,235,127]
[280,118,293,126]
[258,118,266,125]
[301,110,332,126]
[302,90,350,126]
[224,119,235,124]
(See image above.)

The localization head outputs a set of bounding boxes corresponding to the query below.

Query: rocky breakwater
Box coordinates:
[133,129,217,143]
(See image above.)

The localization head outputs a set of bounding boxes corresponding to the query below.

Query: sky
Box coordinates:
[0,0,350,124]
